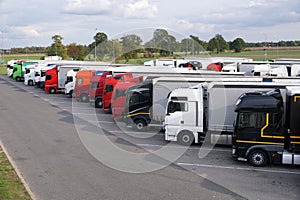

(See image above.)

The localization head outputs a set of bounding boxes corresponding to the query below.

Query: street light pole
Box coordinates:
[0,30,4,65]
[94,28,98,62]
[261,33,267,61]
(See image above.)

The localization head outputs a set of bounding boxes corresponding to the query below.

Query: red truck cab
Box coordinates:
[74,69,100,102]
[111,76,143,118]
[102,73,134,113]
[207,62,223,72]
[44,66,58,93]
[89,71,112,108]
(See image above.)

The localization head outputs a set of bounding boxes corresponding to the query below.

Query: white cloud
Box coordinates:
[121,0,158,19]
[248,0,267,8]
[64,0,112,15]
[195,24,215,33]
[15,26,41,38]
[177,19,215,34]
[177,19,194,29]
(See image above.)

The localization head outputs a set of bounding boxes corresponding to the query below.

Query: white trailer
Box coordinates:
[123,77,263,131]
[144,59,188,68]
[164,81,300,145]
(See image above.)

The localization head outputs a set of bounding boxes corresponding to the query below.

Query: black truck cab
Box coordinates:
[232,87,300,167]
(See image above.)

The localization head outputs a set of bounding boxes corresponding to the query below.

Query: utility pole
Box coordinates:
[94,28,98,61]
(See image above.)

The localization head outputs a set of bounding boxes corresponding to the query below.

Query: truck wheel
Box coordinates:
[249,150,268,167]
[80,94,89,102]
[16,77,21,82]
[95,98,102,108]
[69,90,74,98]
[49,88,56,94]
[134,119,147,132]
[28,80,33,86]
[178,131,194,146]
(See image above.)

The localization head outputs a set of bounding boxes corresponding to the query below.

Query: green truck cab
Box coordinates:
[13,61,38,81]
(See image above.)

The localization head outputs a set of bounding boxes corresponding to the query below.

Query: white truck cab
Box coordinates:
[65,68,80,96]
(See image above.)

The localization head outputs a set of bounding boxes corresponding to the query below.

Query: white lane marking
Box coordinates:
[110,130,164,136]
[60,107,97,110]
[72,113,110,116]
[136,143,231,152]
[78,120,115,124]
[176,162,300,175]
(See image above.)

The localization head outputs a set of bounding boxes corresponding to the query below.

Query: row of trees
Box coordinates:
[6,29,300,61]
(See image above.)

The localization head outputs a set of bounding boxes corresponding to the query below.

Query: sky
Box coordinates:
[0,0,300,48]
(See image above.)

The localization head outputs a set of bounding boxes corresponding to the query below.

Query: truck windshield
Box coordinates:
[105,85,113,93]
[167,101,187,114]
[46,75,52,81]
[114,89,126,99]
[76,78,83,85]
[90,82,99,89]
[66,76,73,84]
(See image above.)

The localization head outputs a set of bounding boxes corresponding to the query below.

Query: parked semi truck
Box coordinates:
[7,59,19,77]
[24,64,39,85]
[111,76,144,119]
[123,77,263,131]
[232,86,300,167]
[13,61,38,81]
[44,65,80,94]
[89,71,112,107]
[102,73,134,113]
[164,81,300,145]
[74,70,106,102]
[64,68,81,96]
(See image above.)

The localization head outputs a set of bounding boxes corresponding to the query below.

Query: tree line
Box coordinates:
[5,29,300,61]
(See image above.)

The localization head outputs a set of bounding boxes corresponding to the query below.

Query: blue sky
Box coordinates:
[1,0,300,48]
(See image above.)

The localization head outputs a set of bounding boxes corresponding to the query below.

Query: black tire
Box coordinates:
[134,119,147,132]
[178,131,194,146]
[70,90,74,98]
[28,80,33,86]
[16,76,21,82]
[49,88,56,94]
[248,150,268,167]
[95,98,102,108]
[80,94,89,102]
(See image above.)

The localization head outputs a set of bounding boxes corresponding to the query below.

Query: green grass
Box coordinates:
[0,146,32,200]
[209,50,300,61]
[0,67,6,75]
[2,54,45,65]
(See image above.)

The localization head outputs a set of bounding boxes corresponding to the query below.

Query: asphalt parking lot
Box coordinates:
[0,75,299,200]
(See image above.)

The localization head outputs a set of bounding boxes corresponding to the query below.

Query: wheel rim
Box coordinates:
[97,100,102,107]
[136,122,144,130]
[182,135,190,143]
[252,153,264,166]
[82,95,87,101]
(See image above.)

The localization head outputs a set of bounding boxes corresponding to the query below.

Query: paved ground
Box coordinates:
[0,75,299,200]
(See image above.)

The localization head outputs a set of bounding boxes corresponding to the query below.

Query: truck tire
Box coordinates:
[49,88,56,94]
[134,119,147,132]
[28,80,33,86]
[178,131,194,146]
[95,98,102,108]
[248,150,268,167]
[16,76,21,82]
[80,94,89,102]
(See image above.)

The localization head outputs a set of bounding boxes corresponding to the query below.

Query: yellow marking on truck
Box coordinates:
[294,96,300,102]
[127,112,150,117]
[260,113,284,139]
[291,136,300,139]
[236,140,284,145]
[291,142,300,144]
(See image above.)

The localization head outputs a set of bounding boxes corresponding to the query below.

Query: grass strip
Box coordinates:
[0,145,32,200]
